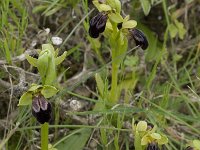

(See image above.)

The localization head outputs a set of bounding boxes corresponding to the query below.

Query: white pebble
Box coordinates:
[51,36,63,45]
[70,99,82,111]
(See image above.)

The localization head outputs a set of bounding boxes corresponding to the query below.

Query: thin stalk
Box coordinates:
[110,50,119,104]
[41,123,49,150]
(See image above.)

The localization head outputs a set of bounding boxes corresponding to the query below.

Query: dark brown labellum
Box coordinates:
[146,143,160,150]
[185,146,194,150]
[32,95,52,124]
[130,28,149,50]
[89,12,108,38]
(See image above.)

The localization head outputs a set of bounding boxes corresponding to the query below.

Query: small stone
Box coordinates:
[51,36,63,45]
[44,28,50,34]
[69,99,82,111]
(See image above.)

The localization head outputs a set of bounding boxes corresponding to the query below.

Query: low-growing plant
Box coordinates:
[132,120,168,150]
[18,44,67,150]
[89,0,148,105]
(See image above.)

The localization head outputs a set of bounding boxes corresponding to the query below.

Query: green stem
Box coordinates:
[41,123,49,150]
[110,52,119,104]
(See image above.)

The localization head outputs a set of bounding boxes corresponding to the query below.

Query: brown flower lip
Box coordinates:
[32,95,52,124]
[89,12,108,38]
[146,142,160,150]
[130,28,149,50]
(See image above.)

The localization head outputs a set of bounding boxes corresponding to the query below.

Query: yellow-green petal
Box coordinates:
[150,133,161,140]
[99,4,112,11]
[122,20,137,29]
[136,121,147,132]
[109,13,123,23]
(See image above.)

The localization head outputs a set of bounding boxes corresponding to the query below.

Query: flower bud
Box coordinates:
[146,142,160,150]
[32,95,52,124]
[89,12,108,38]
[130,28,148,50]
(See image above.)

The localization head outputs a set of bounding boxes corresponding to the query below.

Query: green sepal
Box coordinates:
[92,0,102,12]
[141,134,149,145]
[28,83,43,92]
[122,20,137,29]
[18,92,32,106]
[41,85,59,98]
[109,13,123,23]
[99,4,112,11]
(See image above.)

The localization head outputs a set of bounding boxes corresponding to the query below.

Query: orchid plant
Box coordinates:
[18,44,66,150]
[132,120,168,150]
[89,0,148,105]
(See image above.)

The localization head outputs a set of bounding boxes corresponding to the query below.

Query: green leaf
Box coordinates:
[168,23,178,38]
[122,20,137,29]
[55,51,67,65]
[44,53,56,85]
[32,5,47,14]
[44,7,61,16]
[136,121,147,132]
[18,92,32,106]
[109,13,123,23]
[55,128,91,150]
[174,20,186,39]
[124,56,139,67]
[41,85,59,98]
[25,54,37,67]
[48,144,57,150]
[37,51,49,83]
[173,54,182,62]
[95,73,105,97]
[139,0,151,16]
